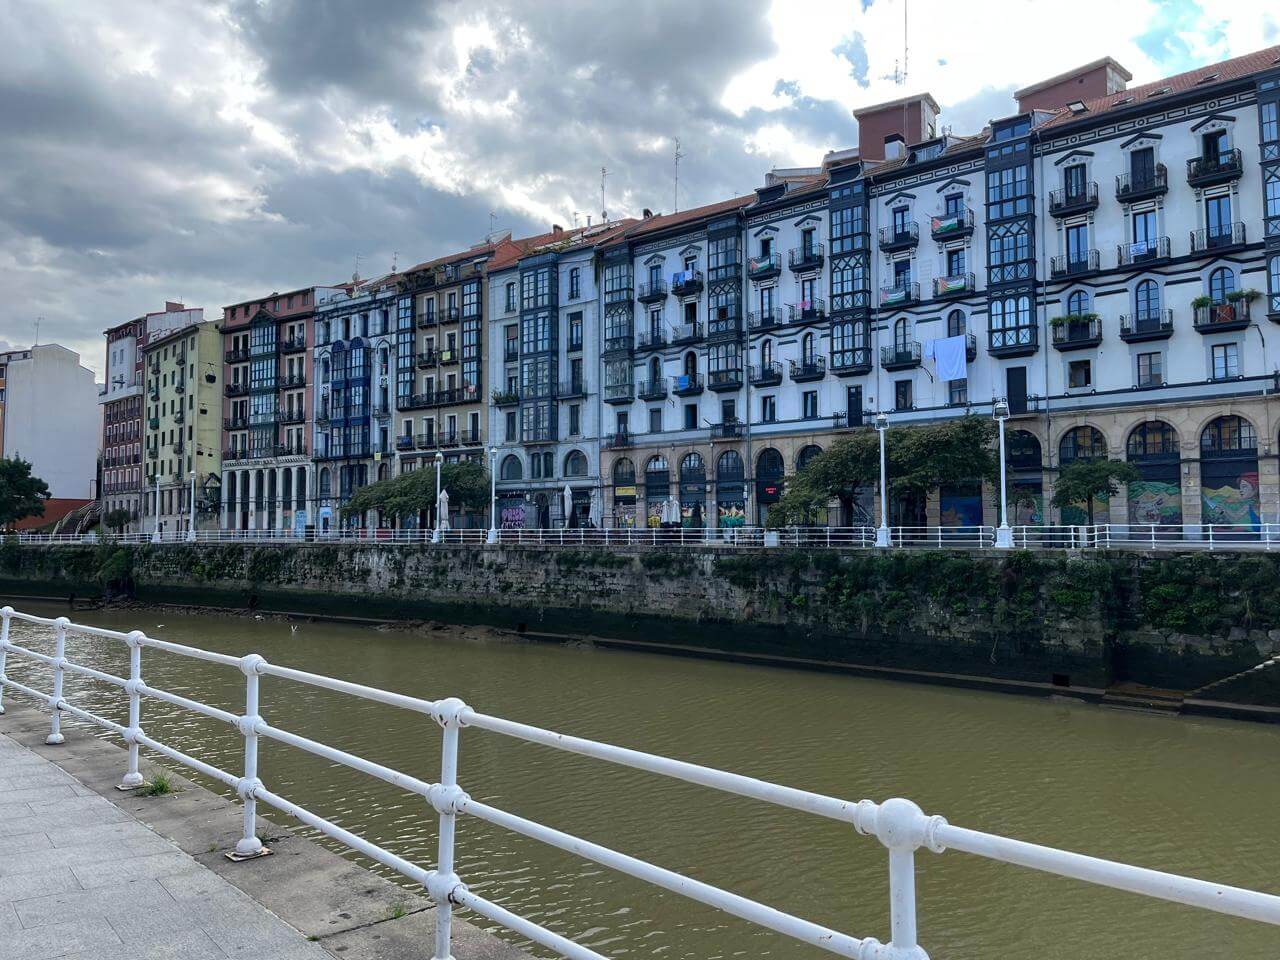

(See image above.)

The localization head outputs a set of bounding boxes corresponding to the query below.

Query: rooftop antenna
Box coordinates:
[391,250,398,273]
[600,166,609,222]
[572,210,581,229]
[489,211,497,237]
[673,138,685,213]
[34,316,42,345]
[353,253,364,283]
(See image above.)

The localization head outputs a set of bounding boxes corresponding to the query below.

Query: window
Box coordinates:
[949,379,968,405]
[761,395,776,422]
[759,236,773,258]
[1263,101,1278,145]
[1201,415,1256,454]
[946,310,965,337]
[1137,352,1163,387]
[802,391,818,419]
[1205,195,1232,243]
[1270,255,1280,315]
[944,193,963,217]
[567,312,583,351]
[891,206,908,234]
[683,404,697,429]
[1065,223,1089,264]
[1135,280,1160,321]
[500,455,522,480]
[504,283,516,313]
[505,411,516,441]
[1063,163,1086,198]
[1059,426,1106,463]
[894,380,912,410]
[1202,129,1227,158]
[1066,290,1089,316]
[1265,168,1280,221]
[986,163,1030,218]
[946,248,966,277]
[894,317,910,350]
[568,268,581,300]
[1208,267,1236,304]
[1211,343,1240,379]
[649,408,662,432]
[568,404,580,436]
[1127,421,1178,458]
[1067,359,1092,388]
[564,450,588,477]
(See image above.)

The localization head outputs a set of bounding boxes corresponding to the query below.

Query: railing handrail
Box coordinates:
[1,605,1277,960]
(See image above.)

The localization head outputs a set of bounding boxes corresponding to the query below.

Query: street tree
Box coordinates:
[0,457,50,528]
[1051,459,1140,525]
[341,460,490,521]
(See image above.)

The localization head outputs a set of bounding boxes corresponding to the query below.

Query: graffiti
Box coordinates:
[1127,480,1182,526]
[1201,472,1260,527]
[500,505,526,529]
[647,503,663,528]
[717,502,746,528]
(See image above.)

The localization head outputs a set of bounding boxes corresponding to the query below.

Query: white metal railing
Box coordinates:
[1,607,1277,960]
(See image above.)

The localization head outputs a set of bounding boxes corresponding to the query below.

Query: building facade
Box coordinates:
[142,319,222,536]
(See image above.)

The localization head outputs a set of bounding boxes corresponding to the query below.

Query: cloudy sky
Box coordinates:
[1,0,1277,376]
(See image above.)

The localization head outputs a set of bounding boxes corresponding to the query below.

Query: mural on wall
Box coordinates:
[940,485,983,527]
[1127,480,1182,526]
[1012,485,1043,525]
[717,501,746,527]
[614,503,637,528]
[1201,472,1260,527]
[680,502,706,528]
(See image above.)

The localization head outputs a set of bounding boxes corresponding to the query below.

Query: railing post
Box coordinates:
[45,617,69,744]
[0,606,11,715]
[431,698,469,960]
[233,654,267,859]
[856,797,940,960]
[119,631,146,789]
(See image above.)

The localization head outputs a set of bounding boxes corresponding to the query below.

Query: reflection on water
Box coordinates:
[4,602,1279,959]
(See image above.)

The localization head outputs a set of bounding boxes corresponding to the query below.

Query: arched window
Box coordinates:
[564,450,588,477]
[318,468,331,497]
[648,356,661,382]
[378,346,389,374]
[797,444,823,472]
[320,356,331,384]
[760,339,773,365]
[1127,421,1179,458]
[1135,280,1160,321]
[801,332,815,361]
[500,455,523,480]
[683,352,697,377]
[612,458,635,484]
[1066,291,1089,316]
[1007,430,1042,470]
[1208,267,1236,304]
[1201,416,1257,455]
[646,455,668,475]
[717,450,744,481]
[757,448,784,479]
[894,318,909,349]
[1059,425,1107,463]
[947,310,965,337]
[680,452,705,480]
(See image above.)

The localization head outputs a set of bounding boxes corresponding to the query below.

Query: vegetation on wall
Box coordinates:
[341,461,490,520]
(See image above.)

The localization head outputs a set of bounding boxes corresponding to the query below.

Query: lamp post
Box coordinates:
[432,451,443,544]
[487,446,498,544]
[151,473,161,543]
[185,471,197,542]
[875,412,891,548]
[993,397,1012,548]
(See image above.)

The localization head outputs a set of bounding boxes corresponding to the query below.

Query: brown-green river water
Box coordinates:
[3,601,1278,958]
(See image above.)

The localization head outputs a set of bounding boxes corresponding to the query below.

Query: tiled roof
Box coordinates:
[1039,43,1280,130]
[623,193,756,240]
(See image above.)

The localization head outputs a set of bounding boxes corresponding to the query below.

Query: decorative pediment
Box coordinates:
[1052,149,1095,167]
[883,191,917,206]
[792,214,823,228]
[679,244,702,258]
[1120,131,1162,150]
[643,253,666,266]
[934,177,971,194]
[1190,113,1236,133]
[751,225,779,238]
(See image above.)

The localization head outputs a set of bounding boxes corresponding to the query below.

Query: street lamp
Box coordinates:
[875,412,891,548]
[487,446,498,544]
[432,451,444,543]
[185,471,197,542]
[151,473,161,543]
[993,398,1012,548]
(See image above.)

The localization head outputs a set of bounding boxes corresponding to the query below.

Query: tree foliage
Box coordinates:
[0,457,50,527]
[766,416,999,527]
[340,460,490,520]
[103,507,134,533]
[1051,459,1140,525]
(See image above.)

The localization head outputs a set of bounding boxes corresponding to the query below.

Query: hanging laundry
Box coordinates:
[930,334,968,381]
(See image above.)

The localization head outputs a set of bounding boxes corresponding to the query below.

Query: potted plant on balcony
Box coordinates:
[1191,294,1212,310]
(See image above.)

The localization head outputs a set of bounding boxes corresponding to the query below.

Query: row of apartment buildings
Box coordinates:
[109,44,1280,533]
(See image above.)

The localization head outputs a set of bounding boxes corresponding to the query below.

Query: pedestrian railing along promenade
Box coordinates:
[12,522,1280,550]
[1,607,1277,960]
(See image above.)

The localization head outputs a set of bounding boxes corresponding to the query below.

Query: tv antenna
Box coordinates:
[352,253,364,282]
[34,316,42,345]
[600,166,609,222]
[391,250,398,273]
[673,138,685,212]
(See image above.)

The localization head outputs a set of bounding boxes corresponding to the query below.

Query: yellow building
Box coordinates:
[142,320,222,535]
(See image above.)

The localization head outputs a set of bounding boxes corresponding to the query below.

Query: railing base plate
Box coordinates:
[225,846,273,862]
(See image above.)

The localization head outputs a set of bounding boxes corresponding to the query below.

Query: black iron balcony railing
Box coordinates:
[636,329,667,351]
[787,299,826,322]
[603,431,632,450]
[1119,309,1175,342]
[707,368,743,391]
[747,253,781,280]
[1186,148,1243,188]
[1116,164,1168,203]
[416,350,438,368]
[637,377,667,401]
[671,322,703,344]
[789,357,826,382]
[437,349,459,365]
[224,382,249,397]
[671,270,704,296]
[1050,250,1100,278]
[1116,237,1171,266]
[1050,316,1103,351]
[1193,300,1252,332]
[1048,182,1099,217]
[224,348,250,363]
[879,282,920,307]
[603,381,634,403]
[637,280,668,303]
[417,312,437,328]
[503,344,519,362]
[279,408,305,424]
[877,224,918,252]
[280,373,306,388]
[749,361,782,386]
[279,335,306,352]
[933,273,975,299]
[557,379,587,398]
[444,306,460,322]
[492,389,519,405]
[930,209,974,240]
[224,416,249,430]
[789,243,825,271]
[710,422,743,440]
[1190,222,1246,254]
[748,308,782,331]
[880,342,921,370]
[672,373,703,395]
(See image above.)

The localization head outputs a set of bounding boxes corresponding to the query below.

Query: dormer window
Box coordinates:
[1196,73,1220,85]
[1067,100,1088,114]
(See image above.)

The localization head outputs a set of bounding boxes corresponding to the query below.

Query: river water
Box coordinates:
[3,601,1277,959]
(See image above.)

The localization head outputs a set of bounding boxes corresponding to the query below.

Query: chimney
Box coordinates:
[552,224,563,235]
[164,301,184,312]
[1014,57,1131,113]
[852,93,940,161]
[642,208,653,219]
[883,134,906,161]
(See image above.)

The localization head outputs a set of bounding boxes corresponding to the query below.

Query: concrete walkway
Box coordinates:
[0,703,528,960]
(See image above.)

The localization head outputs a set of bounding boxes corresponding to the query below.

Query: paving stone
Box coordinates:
[45,820,157,849]
[0,868,81,905]
[0,830,52,856]
[15,878,176,930]
[70,851,204,889]
[0,915,123,960]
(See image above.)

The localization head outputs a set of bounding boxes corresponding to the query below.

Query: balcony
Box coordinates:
[279,335,306,353]
[1050,315,1102,351]
[557,379,587,399]
[173,410,185,425]
[748,309,782,332]
[279,408,305,424]
[443,306,460,322]
[672,373,703,396]
[787,300,826,323]
[503,344,519,362]
[747,253,781,281]
[877,224,918,253]
[831,348,873,376]
[225,381,249,397]
[1119,310,1175,342]
[637,377,667,401]
[173,439,185,454]
[988,325,1039,358]
[1116,237,1171,267]
[492,389,520,406]
[671,322,703,345]
[417,312,437,329]
[148,387,159,400]
[710,422,743,440]
[392,435,413,452]
[931,209,974,240]
[638,279,668,303]
[933,273,975,299]
[708,369,743,391]
[635,329,667,351]
[416,350,437,368]
[671,270,704,297]
[173,379,185,395]
[749,361,782,387]
[280,373,306,388]
[880,343,921,371]
[1190,222,1246,254]
[1115,165,1168,203]
[790,358,826,382]
[604,286,634,306]
[879,282,920,308]
[603,333,634,356]
[1048,182,1099,217]
[438,349,459,365]
[1186,148,1243,189]
[225,348,250,363]
[789,243,825,272]
[1193,299,1252,333]
[224,416,249,430]
[604,382,635,404]
[1050,250,1100,279]
[315,406,330,423]
[603,431,633,450]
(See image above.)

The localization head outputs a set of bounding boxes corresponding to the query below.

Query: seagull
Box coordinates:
[290,625,298,635]
[155,624,165,629]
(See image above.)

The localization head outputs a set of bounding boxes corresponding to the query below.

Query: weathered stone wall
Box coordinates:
[3,540,1279,701]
